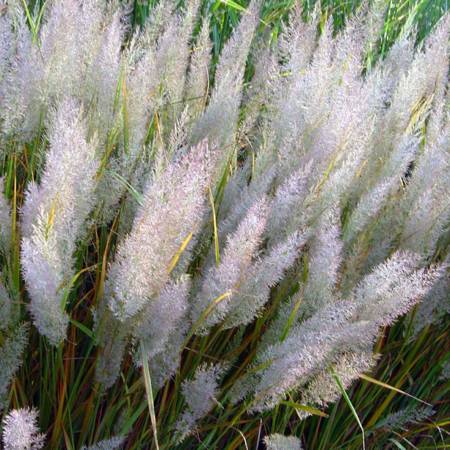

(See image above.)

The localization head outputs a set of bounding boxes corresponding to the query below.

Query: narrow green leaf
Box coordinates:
[141,343,160,450]
[280,400,329,418]
[332,370,366,450]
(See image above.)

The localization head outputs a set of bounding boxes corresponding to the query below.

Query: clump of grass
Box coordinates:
[0,0,449,449]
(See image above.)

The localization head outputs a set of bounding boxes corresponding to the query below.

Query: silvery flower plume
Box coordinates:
[80,436,125,450]
[166,107,191,159]
[0,323,29,412]
[0,177,11,253]
[148,319,190,390]
[343,177,397,245]
[132,275,190,362]
[84,8,124,139]
[218,165,276,242]
[106,139,213,321]
[264,434,302,450]
[21,98,99,345]
[375,406,436,432]
[191,196,270,333]
[1,8,42,140]
[94,306,127,389]
[379,135,419,182]
[238,39,277,142]
[192,0,261,149]
[248,302,376,411]
[269,5,320,151]
[375,14,449,164]
[142,0,177,47]
[399,127,450,260]
[213,0,261,92]
[298,350,377,419]
[302,208,343,316]
[257,293,302,350]
[5,0,106,137]
[176,364,225,442]
[364,0,387,62]
[277,4,318,73]
[440,360,450,381]
[265,161,313,245]
[1,407,45,450]
[0,7,14,81]
[222,231,307,329]
[351,251,442,327]
[38,0,104,101]
[155,0,200,122]
[186,16,212,120]
[412,260,449,336]
[96,141,213,386]
[95,37,158,222]
[344,119,415,211]
[269,16,333,176]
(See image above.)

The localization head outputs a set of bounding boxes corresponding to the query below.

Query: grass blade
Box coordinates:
[141,343,160,450]
[332,370,366,450]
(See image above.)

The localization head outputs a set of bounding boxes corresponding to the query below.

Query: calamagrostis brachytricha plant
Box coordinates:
[0,0,449,447]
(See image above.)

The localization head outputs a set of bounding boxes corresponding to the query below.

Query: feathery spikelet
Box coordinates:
[176,364,225,441]
[21,99,99,345]
[84,9,124,139]
[0,9,41,140]
[94,305,128,389]
[106,139,212,321]
[264,434,303,450]
[192,0,261,149]
[0,13,13,81]
[351,251,441,327]
[249,302,375,411]
[266,162,313,244]
[222,231,306,329]
[298,350,377,418]
[343,177,397,244]
[375,406,436,431]
[412,262,450,335]
[186,16,212,119]
[133,276,191,362]
[2,407,45,450]
[191,197,270,332]
[302,208,343,316]
[156,0,200,120]
[80,436,125,450]
[400,127,450,260]
[0,323,28,412]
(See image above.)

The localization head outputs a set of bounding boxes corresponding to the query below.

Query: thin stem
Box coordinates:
[141,343,160,450]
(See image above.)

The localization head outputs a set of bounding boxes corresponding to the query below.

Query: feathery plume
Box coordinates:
[0,323,28,412]
[191,197,270,333]
[80,436,125,450]
[222,231,306,329]
[176,364,225,441]
[2,407,45,450]
[186,16,212,120]
[264,434,303,450]
[106,139,212,321]
[192,0,261,149]
[21,98,99,344]
[302,208,343,316]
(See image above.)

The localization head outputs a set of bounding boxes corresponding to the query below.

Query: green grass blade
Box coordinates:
[332,370,366,450]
